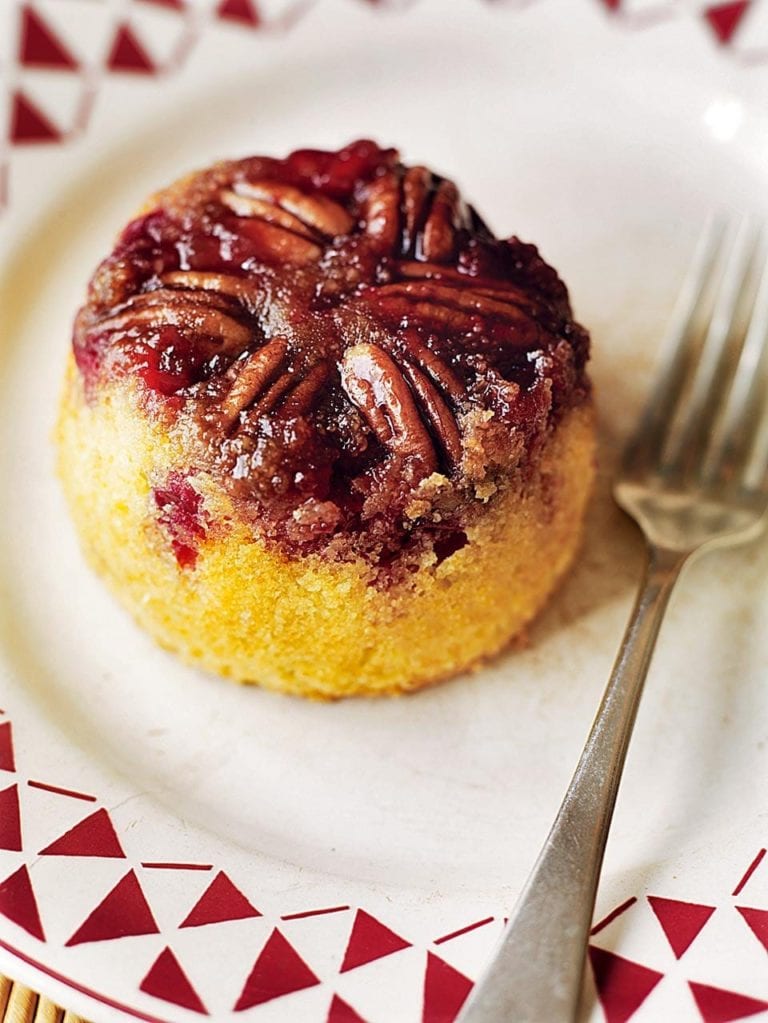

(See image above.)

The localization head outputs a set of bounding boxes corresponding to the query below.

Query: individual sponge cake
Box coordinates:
[55,140,594,698]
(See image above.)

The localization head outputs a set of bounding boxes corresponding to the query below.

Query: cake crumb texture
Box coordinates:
[56,362,594,699]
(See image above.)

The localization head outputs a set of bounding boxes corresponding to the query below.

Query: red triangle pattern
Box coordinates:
[19,7,79,69]
[704,2,751,44]
[39,808,125,858]
[140,946,208,1015]
[138,0,186,8]
[180,870,260,928]
[601,0,621,9]
[689,981,768,1023]
[0,722,16,772]
[0,785,22,852]
[234,928,320,1010]
[588,946,663,1023]
[736,906,768,952]
[66,870,159,946]
[327,995,368,1023]
[647,896,715,959]
[217,0,261,27]
[0,866,45,941]
[107,24,156,74]
[341,909,412,972]
[9,91,61,144]
[422,953,472,1023]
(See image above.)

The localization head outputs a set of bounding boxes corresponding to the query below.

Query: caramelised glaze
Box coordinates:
[72,141,590,567]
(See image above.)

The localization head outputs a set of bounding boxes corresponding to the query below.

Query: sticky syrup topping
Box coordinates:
[73,140,589,567]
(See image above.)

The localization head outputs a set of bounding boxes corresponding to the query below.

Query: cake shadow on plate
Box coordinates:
[525,408,643,651]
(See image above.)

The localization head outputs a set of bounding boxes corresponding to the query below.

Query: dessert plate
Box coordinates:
[1,1,768,1021]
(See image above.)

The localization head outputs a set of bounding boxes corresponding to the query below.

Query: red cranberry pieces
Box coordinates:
[282,139,398,199]
[153,472,209,569]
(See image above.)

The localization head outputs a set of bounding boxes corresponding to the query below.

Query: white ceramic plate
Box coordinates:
[2,1,768,1020]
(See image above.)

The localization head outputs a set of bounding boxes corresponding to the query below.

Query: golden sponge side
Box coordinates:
[55,358,595,698]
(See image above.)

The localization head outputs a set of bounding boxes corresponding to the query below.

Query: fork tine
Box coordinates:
[740,240,768,495]
[702,230,768,487]
[622,214,725,475]
[661,217,756,473]
[745,399,768,496]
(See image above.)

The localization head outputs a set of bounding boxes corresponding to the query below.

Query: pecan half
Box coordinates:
[161,270,272,320]
[397,263,550,319]
[234,218,322,265]
[368,280,543,341]
[362,173,401,254]
[221,190,321,241]
[399,330,467,405]
[374,281,536,325]
[359,167,470,263]
[220,337,288,428]
[228,180,354,237]
[402,166,431,256]
[279,361,329,418]
[419,180,469,262]
[340,343,438,478]
[93,290,252,350]
[399,359,462,471]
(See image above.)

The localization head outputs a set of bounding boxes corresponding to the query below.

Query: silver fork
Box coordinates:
[457,217,768,1023]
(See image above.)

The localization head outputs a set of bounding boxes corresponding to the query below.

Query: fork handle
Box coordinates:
[457,543,688,1023]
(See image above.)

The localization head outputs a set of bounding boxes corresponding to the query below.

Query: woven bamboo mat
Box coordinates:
[0,976,87,1023]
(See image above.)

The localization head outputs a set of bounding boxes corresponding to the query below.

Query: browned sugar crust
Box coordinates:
[72,140,590,571]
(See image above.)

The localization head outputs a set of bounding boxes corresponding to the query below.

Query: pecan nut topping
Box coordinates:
[73,140,590,567]
[340,342,440,481]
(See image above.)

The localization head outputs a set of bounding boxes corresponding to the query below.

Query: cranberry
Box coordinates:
[433,529,469,564]
[73,330,106,398]
[285,139,397,199]
[153,472,209,569]
[134,328,202,395]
